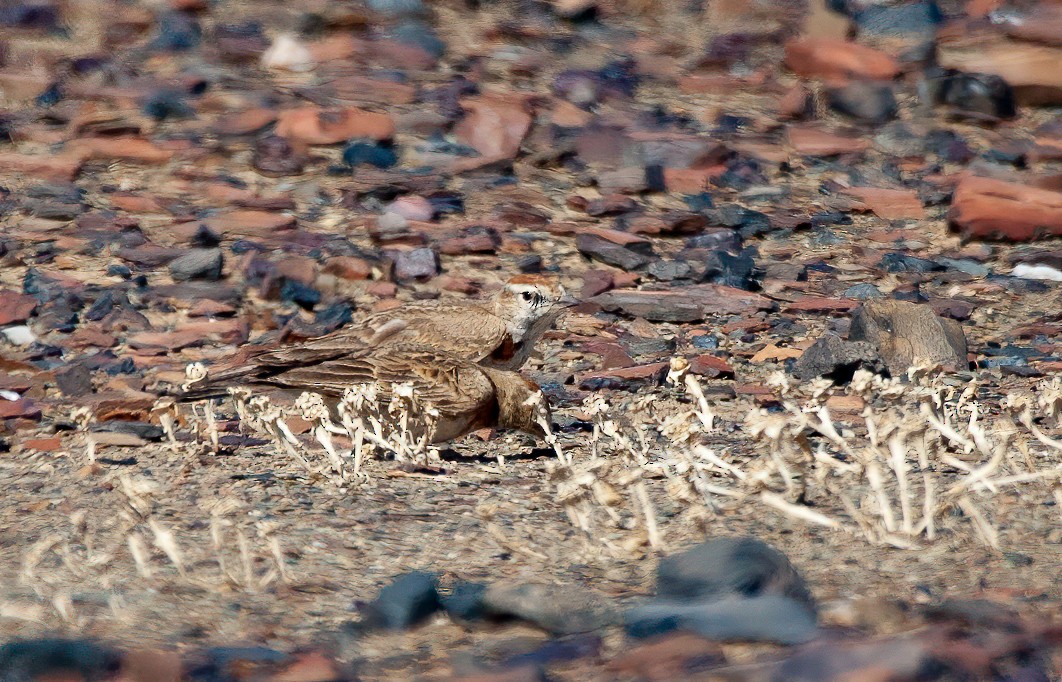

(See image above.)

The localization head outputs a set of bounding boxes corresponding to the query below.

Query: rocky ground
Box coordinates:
[2,0,1062,679]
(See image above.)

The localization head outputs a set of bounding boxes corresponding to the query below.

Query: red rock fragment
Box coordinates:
[66,136,175,164]
[0,152,84,181]
[689,354,735,377]
[778,83,812,119]
[203,210,296,236]
[109,193,165,213]
[276,106,395,144]
[323,256,372,280]
[662,167,715,193]
[582,341,635,369]
[844,187,926,220]
[948,176,1062,241]
[784,38,900,80]
[453,93,533,160]
[213,108,278,136]
[0,291,37,325]
[0,399,42,420]
[786,126,870,156]
[578,361,670,390]
[21,436,63,452]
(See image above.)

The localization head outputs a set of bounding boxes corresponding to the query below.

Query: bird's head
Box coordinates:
[493,275,578,343]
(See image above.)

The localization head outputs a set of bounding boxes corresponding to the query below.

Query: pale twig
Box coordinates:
[760,492,844,529]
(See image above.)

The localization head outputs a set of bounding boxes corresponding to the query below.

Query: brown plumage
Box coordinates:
[199,275,575,387]
[179,345,550,443]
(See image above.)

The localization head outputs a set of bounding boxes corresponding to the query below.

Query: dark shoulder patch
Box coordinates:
[490,335,517,362]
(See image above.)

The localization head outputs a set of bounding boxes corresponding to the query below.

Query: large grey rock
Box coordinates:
[849,300,968,375]
[362,571,441,630]
[481,583,619,635]
[657,537,815,610]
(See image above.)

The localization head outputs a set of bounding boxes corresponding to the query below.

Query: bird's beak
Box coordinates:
[557,290,580,308]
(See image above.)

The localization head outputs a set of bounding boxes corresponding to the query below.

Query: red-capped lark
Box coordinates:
[179,344,552,443]
[199,274,576,387]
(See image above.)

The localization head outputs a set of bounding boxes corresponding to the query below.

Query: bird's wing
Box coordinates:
[252,302,509,366]
[261,346,496,416]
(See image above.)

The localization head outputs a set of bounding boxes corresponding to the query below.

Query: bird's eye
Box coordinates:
[521,291,533,301]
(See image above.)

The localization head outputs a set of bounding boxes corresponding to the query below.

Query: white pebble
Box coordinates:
[1,325,36,346]
[261,34,316,72]
[0,389,19,401]
[1012,263,1062,282]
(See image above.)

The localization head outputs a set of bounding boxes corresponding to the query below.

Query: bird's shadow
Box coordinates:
[437,446,556,463]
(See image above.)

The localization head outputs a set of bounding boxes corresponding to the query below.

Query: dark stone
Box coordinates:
[685,228,741,253]
[923,68,1017,122]
[389,20,445,58]
[142,89,194,121]
[879,253,945,274]
[362,572,441,630]
[624,594,818,645]
[697,248,759,290]
[576,233,653,271]
[169,248,224,281]
[279,280,321,310]
[0,3,61,30]
[683,192,715,212]
[791,333,886,382]
[441,582,488,621]
[23,268,70,303]
[657,537,815,608]
[367,0,427,17]
[501,634,602,669]
[691,334,719,350]
[517,255,543,273]
[925,129,974,163]
[55,363,93,397]
[714,158,766,191]
[854,1,942,37]
[149,11,201,51]
[342,141,398,169]
[707,205,771,238]
[84,292,118,322]
[986,276,1050,294]
[0,640,120,681]
[827,82,898,125]
[104,263,130,278]
[482,583,619,635]
[425,191,464,216]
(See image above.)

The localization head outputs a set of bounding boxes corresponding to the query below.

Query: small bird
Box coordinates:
[199,275,576,387]
[179,345,551,443]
